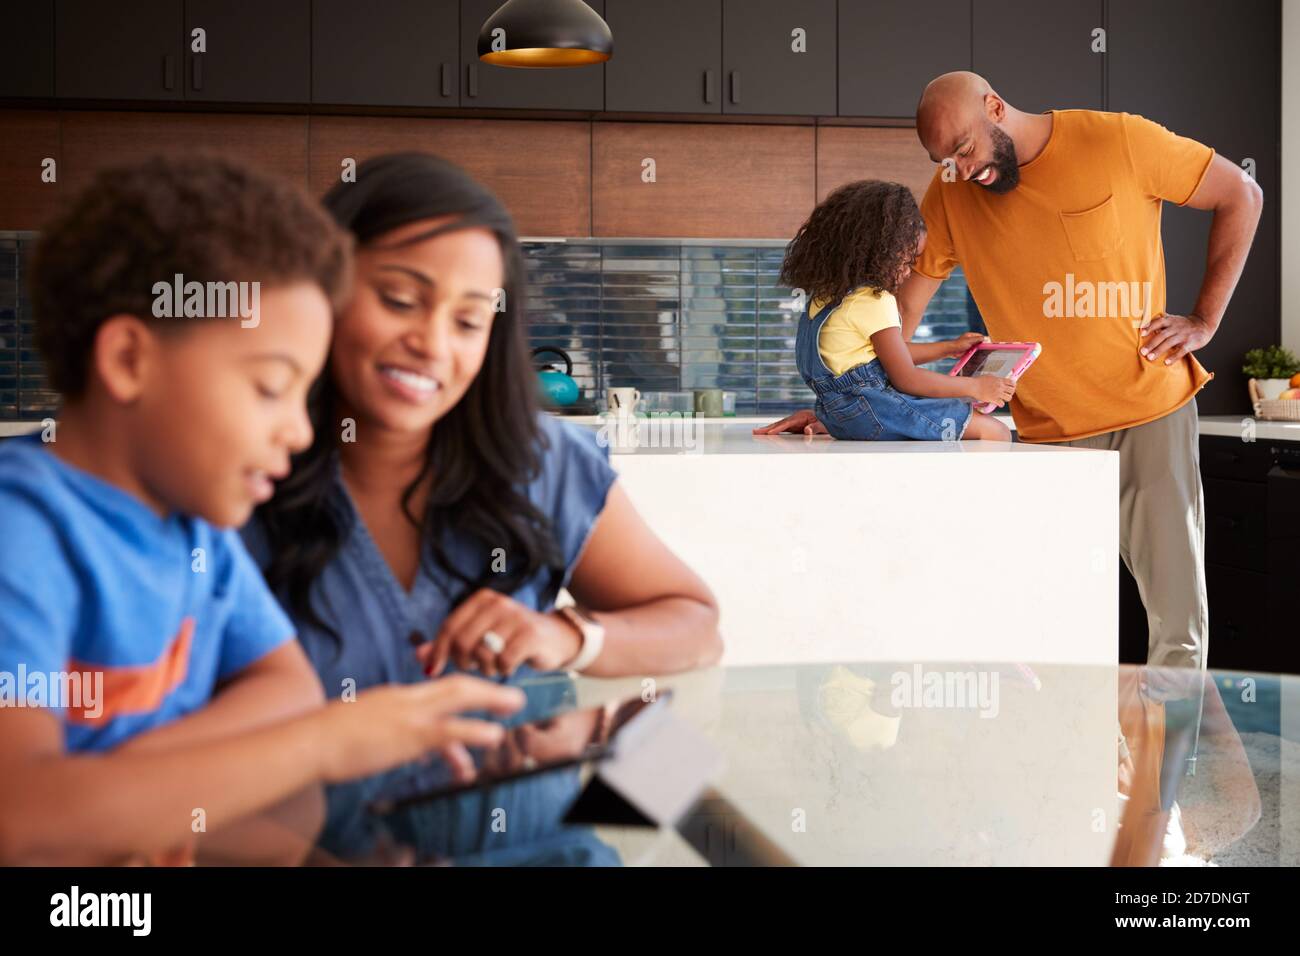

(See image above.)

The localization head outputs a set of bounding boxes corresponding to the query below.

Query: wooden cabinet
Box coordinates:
[0,111,62,230]
[1117,559,1147,665]
[183,0,310,104]
[1194,435,1300,673]
[1204,478,1268,573]
[55,0,183,101]
[592,122,814,237]
[460,0,605,110]
[815,127,937,205]
[308,116,592,236]
[721,0,835,116]
[58,111,309,195]
[1109,0,1280,416]
[55,0,310,104]
[313,0,459,107]
[972,0,1103,113]
[838,0,970,119]
[1265,447,1300,674]
[604,0,720,113]
[0,107,310,234]
[606,0,835,116]
[1120,434,1298,673]
[0,1,55,99]
[1208,563,1271,667]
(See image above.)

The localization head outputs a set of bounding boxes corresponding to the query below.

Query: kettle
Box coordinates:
[532,346,580,407]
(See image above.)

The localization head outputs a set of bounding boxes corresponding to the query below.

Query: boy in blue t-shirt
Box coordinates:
[0,156,522,865]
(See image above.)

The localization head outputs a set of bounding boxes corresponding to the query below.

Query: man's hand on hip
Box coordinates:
[1139,313,1216,365]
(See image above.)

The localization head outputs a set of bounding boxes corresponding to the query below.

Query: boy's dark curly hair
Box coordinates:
[30,153,354,399]
[779,179,925,308]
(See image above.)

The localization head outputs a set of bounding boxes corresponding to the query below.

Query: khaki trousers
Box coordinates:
[1046,398,1208,672]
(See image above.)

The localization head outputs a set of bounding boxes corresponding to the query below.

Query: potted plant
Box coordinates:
[1242,345,1300,400]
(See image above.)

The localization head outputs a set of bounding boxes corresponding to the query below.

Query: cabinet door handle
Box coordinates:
[191,55,203,92]
[441,63,452,98]
[163,54,175,90]
[704,69,714,104]
[729,70,739,104]
[466,63,478,98]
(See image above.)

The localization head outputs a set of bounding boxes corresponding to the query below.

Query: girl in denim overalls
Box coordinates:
[786,181,1014,441]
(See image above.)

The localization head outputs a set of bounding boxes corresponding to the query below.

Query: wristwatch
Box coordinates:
[556,604,606,673]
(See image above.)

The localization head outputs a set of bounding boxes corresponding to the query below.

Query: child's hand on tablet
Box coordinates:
[946,332,989,357]
[969,375,1017,408]
[317,676,525,784]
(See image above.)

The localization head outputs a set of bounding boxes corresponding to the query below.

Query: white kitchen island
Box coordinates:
[573,417,1120,668]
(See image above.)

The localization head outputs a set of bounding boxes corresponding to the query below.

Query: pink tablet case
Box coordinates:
[948,341,1042,413]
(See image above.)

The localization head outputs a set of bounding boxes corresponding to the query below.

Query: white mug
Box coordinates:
[607,387,641,415]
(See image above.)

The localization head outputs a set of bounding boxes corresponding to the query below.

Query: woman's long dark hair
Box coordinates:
[779,180,925,307]
[255,152,565,644]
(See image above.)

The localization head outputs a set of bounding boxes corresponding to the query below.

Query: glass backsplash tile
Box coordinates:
[0,233,978,421]
[0,233,56,421]
[523,240,978,415]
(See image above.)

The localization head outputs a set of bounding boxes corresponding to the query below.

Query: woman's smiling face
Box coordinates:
[330,216,505,434]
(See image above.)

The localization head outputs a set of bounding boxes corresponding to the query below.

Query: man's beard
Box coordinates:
[979,123,1020,194]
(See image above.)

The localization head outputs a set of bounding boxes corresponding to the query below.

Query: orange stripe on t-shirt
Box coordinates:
[66,617,194,724]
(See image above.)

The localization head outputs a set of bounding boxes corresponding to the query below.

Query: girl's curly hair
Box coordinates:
[779,180,925,308]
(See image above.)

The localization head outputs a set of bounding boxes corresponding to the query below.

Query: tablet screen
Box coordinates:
[956,348,1025,377]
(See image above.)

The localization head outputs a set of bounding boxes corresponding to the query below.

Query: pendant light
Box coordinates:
[477,0,613,68]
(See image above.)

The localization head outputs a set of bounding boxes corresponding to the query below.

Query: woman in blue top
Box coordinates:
[242,153,722,863]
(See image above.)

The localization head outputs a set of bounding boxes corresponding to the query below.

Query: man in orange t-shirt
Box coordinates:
[759,72,1263,679]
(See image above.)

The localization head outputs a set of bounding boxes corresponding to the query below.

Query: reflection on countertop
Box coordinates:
[555,410,1300,444]
[577,660,1298,866]
[573,418,1088,456]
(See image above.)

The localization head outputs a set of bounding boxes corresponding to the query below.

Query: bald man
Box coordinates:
[759,71,1263,676]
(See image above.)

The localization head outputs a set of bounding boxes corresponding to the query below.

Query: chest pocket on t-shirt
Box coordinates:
[1059,193,1124,262]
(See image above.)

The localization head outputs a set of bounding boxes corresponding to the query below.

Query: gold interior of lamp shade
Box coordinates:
[480,47,610,67]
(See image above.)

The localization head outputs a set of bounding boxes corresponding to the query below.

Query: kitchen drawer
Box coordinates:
[1206,563,1269,671]
[1199,434,1273,484]
[1118,558,1148,665]
[1203,478,1267,573]
[1264,557,1299,675]
[1267,458,1300,534]
[1266,460,1300,673]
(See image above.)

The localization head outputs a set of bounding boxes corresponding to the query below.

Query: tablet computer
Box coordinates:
[949,341,1042,413]
[368,690,672,813]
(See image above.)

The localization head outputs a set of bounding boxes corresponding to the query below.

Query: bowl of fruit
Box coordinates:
[1244,346,1300,420]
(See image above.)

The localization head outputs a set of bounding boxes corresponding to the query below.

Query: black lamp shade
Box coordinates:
[477,0,613,68]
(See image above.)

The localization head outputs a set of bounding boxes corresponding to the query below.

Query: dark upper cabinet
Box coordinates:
[972,0,1103,113]
[1109,0,1280,415]
[313,0,459,107]
[604,0,721,113]
[0,1,55,98]
[55,0,183,101]
[55,0,309,104]
[721,0,835,116]
[184,1,310,103]
[460,0,605,110]
[1110,0,1277,173]
[839,0,970,119]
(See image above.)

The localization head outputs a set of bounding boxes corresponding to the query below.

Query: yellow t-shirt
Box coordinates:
[914,109,1216,442]
[812,287,901,376]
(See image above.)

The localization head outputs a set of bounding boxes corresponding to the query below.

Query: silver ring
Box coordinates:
[480,630,505,654]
